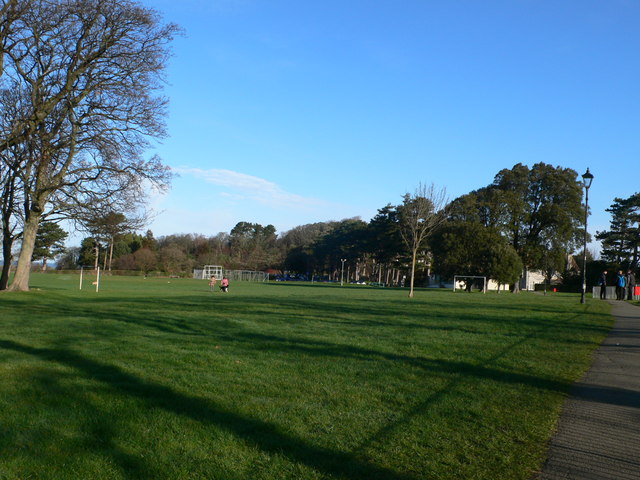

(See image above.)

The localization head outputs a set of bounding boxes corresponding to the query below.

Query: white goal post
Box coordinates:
[196,265,224,280]
[453,275,487,293]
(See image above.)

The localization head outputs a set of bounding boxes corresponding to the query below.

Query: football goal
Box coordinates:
[192,266,267,283]
[453,275,487,293]
[194,265,224,280]
[224,269,268,282]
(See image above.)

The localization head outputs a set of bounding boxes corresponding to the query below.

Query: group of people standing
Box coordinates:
[598,270,636,300]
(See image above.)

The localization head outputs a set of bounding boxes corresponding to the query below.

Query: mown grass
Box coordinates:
[0,274,612,479]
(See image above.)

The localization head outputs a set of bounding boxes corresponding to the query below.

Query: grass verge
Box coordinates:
[0,274,612,479]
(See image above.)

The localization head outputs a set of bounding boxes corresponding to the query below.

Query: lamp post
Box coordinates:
[580,168,594,304]
[340,258,346,286]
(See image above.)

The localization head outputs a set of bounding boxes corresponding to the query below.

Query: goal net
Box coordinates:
[453,275,487,293]
[195,265,224,280]
[224,269,268,282]
[193,266,267,283]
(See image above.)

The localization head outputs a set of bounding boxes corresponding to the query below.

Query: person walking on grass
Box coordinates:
[616,270,626,300]
[627,270,636,300]
[208,276,217,292]
[598,270,608,300]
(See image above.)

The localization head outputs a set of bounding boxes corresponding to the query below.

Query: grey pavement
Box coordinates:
[535,300,640,480]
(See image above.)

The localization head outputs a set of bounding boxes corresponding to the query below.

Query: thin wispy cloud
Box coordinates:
[174,167,325,208]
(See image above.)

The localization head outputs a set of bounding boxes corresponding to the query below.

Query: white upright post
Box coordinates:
[96,267,100,292]
[79,267,84,290]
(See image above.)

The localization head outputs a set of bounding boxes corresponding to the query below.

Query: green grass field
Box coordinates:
[0,274,612,480]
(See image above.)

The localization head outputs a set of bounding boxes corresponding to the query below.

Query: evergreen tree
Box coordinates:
[596,193,640,269]
[32,222,68,270]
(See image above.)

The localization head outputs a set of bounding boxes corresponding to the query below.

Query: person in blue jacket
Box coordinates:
[616,270,626,300]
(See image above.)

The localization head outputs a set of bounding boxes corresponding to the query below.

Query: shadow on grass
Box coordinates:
[0,339,416,480]
[1,325,623,479]
[0,286,617,478]
[27,368,155,479]
[233,331,570,392]
[0,290,612,350]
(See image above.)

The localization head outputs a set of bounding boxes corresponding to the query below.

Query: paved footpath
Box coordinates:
[536,301,640,480]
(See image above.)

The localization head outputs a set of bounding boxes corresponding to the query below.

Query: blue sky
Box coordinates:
[139,0,639,250]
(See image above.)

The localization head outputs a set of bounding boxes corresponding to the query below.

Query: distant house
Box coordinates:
[449,269,562,292]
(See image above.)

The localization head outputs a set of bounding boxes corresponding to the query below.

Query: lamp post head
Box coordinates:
[582,168,594,190]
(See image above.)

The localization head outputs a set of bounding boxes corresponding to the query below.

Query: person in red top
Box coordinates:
[220,277,229,293]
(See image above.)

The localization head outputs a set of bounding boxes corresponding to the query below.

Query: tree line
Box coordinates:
[29,162,633,296]
[2,2,637,293]
[8,159,638,293]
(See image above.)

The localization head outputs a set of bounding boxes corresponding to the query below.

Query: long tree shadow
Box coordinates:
[232,331,570,393]
[0,286,613,340]
[0,339,416,480]
[24,368,155,479]
[0,287,617,478]
[0,293,611,363]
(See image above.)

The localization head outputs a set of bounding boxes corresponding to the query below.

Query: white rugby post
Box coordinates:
[79,266,100,292]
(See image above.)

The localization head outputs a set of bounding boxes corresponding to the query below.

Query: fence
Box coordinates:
[592,286,640,300]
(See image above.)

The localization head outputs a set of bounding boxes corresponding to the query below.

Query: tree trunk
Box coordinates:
[408,247,417,298]
[0,198,15,290]
[7,213,41,291]
[0,233,13,290]
[108,237,114,271]
[0,255,11,290]
[94,242,99,272]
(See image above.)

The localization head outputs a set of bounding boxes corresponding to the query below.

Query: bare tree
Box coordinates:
[133,247,157,275]
[1,0,179,291]
[0,1,26,80]
[0,152,21,289]
[398,183,448,298]
[0,85,28,289]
